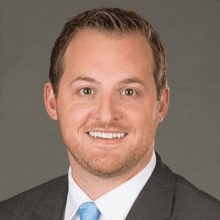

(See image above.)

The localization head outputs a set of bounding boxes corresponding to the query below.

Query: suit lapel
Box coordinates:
[125,153,176,220]
[30,175,68,220]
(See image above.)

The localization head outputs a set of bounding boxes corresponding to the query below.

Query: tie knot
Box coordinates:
[77,202,101,220]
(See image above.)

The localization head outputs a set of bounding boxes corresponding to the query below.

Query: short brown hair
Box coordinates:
[49,7,168,99]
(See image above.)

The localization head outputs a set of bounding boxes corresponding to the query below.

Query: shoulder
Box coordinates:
[172,174,220,219]
[0,175,68,219]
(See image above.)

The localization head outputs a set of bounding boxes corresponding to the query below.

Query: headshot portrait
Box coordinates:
[0,0,220,219]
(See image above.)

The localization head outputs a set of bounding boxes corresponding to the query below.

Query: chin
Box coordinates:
[80,155,140,179]
[85,165,129,178]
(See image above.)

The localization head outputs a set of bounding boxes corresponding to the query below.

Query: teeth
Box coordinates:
[88,131,126,139]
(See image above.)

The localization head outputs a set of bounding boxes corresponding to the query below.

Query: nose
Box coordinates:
[94,95,121,124]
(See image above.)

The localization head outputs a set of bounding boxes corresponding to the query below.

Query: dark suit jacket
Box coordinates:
[1,153,220,220]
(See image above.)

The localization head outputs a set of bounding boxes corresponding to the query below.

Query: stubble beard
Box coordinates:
[66,136,155,179]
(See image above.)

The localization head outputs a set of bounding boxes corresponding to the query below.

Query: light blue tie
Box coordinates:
[77,202,101,220]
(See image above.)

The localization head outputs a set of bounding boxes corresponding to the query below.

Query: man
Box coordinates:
[0,7,219,220]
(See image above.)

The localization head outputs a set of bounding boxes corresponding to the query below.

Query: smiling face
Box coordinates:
[44,29,169,179]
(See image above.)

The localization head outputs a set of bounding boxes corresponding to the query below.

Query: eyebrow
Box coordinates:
[118,77,147,87]
[68,76,100,87]
[68,76,147,87]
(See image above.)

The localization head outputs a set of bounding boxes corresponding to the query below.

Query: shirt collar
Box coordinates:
[64,151,156,220]
[96,151,156,220]
[64,168,92,220]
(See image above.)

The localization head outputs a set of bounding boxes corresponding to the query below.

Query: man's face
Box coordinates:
[45,29,169,178]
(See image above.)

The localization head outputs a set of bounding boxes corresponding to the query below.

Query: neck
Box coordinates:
[68,150,153,200]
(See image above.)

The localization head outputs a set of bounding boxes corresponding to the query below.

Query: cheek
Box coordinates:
[125,103,156,124]
[57,102,92,131]
[124,103,159,141]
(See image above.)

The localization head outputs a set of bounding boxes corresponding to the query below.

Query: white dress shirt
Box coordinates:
[64,151,156,220]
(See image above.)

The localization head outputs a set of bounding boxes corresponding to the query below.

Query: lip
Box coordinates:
[87,129,127,133]
[86,131,128,145]
[88,131,126,138]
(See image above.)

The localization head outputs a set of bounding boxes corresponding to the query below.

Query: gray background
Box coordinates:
[0,0,220,201]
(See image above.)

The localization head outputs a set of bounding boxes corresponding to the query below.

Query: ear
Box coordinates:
[44,82,58,120]
[158,87,170,123]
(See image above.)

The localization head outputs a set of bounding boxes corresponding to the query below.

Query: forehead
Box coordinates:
[63,29,154,81]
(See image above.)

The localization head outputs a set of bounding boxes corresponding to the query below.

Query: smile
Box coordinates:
[88,131,126,139]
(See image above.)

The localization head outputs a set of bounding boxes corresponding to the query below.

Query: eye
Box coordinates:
[121,88,137,96]
[79,87,94,95]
